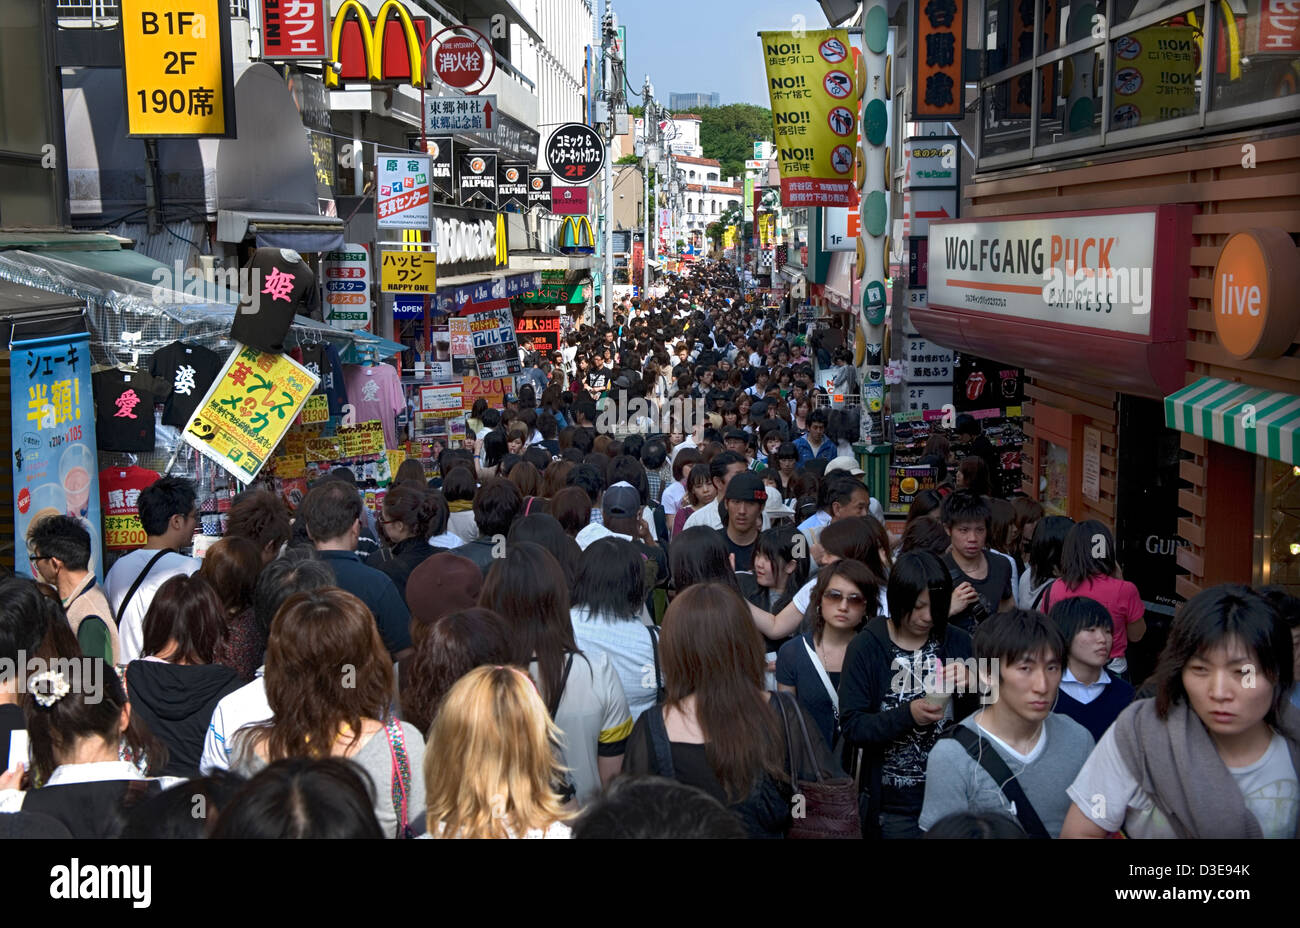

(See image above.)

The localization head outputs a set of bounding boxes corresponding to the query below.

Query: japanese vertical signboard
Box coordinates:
[425,94,497,132]
[458,150,499,209]
[183,345,319,484]
[322,244,371,330]
[261,0,329,59]
[377,153,431,229]
[12,333,102,580]
[121,0,236,137]
[912,0,967,119]
[545,123,606,185]
[759,29,856,207]
[467,304,522,378]
[1008,0,1057,117]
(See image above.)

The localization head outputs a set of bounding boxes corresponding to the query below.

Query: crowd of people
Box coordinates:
[2,261,1298,840]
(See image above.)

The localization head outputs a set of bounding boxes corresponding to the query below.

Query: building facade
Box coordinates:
[669,91,719,110]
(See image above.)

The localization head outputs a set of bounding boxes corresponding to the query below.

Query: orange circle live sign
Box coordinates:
[1212,228,1300,360]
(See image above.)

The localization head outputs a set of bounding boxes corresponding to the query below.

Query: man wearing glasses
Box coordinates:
[104,476,201,663]
[29,515,120,664]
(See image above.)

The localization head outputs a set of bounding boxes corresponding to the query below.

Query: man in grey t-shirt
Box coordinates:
[918,609,1095,837]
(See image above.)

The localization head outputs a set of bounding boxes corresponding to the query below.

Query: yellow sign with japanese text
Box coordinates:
[760,29,855,208]
[298,393,329,425]
[182,344,319,484]
[380,249,437,293]
[121,0,235,137]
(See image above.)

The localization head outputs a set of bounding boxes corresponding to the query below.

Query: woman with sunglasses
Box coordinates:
[776,559,879,751]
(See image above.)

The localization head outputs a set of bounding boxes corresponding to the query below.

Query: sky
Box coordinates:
[612,0,837,108]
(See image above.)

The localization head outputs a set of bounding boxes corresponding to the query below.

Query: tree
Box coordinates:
[616,154,640,165]
[671,104,772,180]
[705,221,723,248]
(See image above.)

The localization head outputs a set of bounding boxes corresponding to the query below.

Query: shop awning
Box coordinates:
[216,210,344,252]
[1165,376,1300,465]
[430,270,543,314]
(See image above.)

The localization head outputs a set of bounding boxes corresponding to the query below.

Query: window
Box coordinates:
[977,0,1298,168]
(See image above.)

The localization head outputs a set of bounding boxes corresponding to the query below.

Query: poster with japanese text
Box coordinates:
[759,29,856,207]
[376,153,431,229]
[182,344,320,484]
[466,304,522,378]
[11,332,102,580]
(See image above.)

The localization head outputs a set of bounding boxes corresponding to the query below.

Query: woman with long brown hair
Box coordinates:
[372,483,438,600]
[480,542,631,807]
[229,588,426,838]
[200,535,265,681]
[422,665,573,838]
[621,582,839,838]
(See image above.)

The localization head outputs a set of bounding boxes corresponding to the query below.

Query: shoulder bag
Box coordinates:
[943,725,1050,839]
[775,692,861,839]
[384,716,413,839]
[645,625,665,704]
[114,548,173,627]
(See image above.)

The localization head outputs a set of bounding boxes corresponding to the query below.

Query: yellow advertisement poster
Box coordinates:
[1111,26,1198,128]
[120,0,234,137]
[380,250,437,294]
[723,227,736,249]
[760,29,856,207]
[183,344,319,484]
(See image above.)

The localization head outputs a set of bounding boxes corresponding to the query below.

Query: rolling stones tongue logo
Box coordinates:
[965,370,987,401]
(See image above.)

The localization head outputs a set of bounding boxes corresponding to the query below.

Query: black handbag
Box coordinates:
[775,692,861,839]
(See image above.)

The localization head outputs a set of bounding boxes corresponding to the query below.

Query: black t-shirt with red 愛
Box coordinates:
[93,369,162,452]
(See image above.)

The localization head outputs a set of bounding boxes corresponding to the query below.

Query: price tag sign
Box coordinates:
[121,0,236,137]
[298,394,329,425]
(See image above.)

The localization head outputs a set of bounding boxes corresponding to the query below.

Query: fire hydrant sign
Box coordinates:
[121,0,236,137]
[182,344,319,484]
[322,244,370,330]
[380,250,437,294]
[377,153,431,229]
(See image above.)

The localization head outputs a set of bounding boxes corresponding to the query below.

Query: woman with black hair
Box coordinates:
[507,514,582,593]
[442,465,479,543]
[839,550,977,839]
[776,559,879,750]
[1017,515,1074,610]
[372,483,439,601]
[1064,585,1300,838]
[211,757,383,839]
[478,429,509,480]
[1049,596,1136,741]
[570,537,658,721]
[749,525,811,616]
[1041,520,1145,679]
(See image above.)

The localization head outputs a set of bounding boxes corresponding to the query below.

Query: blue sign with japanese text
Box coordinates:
[11,332,102,580]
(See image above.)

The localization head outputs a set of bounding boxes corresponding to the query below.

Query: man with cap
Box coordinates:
[719,472,766,573]
[682,451,749,532]
[576,482,669,589]
[723,428,751,462]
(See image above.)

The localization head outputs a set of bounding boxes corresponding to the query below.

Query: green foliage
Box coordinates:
[616,154,641,165]
[705,221,723,245]
[671,103,772,181]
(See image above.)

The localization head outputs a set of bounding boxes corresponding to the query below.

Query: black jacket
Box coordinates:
[449,536,499,576]
[372,536,434,603]
[837,617,977,833]
[125,661,243,778]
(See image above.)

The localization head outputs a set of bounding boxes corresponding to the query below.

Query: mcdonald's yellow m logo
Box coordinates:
[495,213,508,267]
[559,216,595,254]
[326,0,425,89]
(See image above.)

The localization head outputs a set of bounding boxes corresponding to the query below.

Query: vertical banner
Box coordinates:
[1008,0,1058,117]
[459,150,499,209]
[12,333,102,580]
[377,153,431,229]
[425,137,456,198]
[528,170,553,211]
[261,0,329,59]
[498,162,530,211]
[182,345,320,484]
[760,28,856,207]
[321,243,371,330]
[912,0,967,119]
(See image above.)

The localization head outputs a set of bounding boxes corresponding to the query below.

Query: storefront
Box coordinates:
[920,204,1196,626]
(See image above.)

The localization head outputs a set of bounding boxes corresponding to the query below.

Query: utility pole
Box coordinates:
[642,77,653,298]
[600,3,617,326]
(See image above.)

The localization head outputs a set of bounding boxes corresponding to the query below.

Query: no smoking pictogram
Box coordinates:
[824,70,852,99]
[828,106,855,136]
[819,37,848,63]
[830,145,854,174]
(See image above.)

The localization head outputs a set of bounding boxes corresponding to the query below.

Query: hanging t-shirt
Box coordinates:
[148,341,222,427]
[342,363,405,450]
[99,465,161,550]
[231,248,319,353]
[295,343,349,417]
[92,369,160,452]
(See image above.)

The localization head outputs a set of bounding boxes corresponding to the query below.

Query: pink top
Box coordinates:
[672,506,694,538]
[1045,575,1145,658]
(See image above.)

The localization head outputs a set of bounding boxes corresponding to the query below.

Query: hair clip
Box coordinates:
[31,670,70,708]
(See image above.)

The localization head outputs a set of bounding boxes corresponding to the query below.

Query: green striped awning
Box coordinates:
[1165,377,1300,465]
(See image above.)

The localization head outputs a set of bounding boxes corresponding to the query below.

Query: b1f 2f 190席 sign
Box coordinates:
[545,123,605,185]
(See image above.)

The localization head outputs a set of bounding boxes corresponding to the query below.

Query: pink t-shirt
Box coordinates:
[1045,575,1144,658]
[342,362,405,450]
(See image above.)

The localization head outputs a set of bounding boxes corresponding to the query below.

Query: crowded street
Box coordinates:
[0,0,1298,897]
